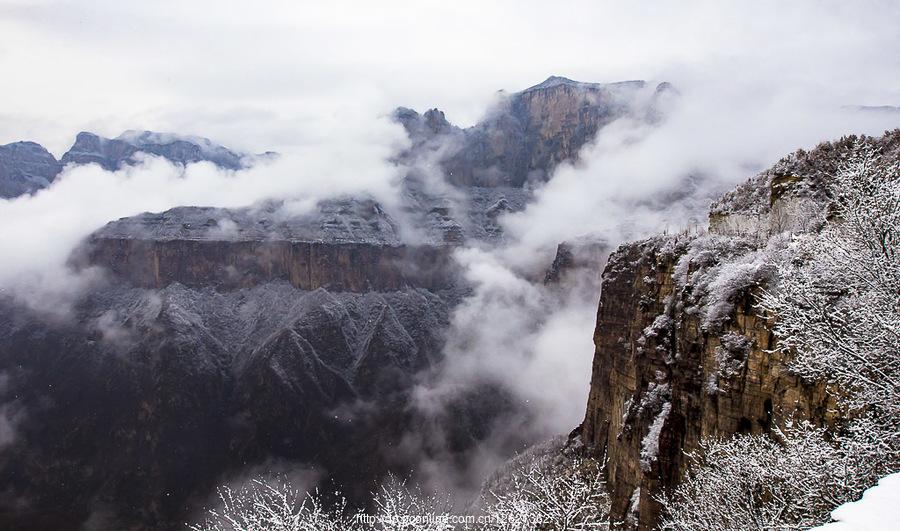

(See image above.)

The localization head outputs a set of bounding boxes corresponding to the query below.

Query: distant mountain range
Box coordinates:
[0,130,266,198]
[1,76,669,199]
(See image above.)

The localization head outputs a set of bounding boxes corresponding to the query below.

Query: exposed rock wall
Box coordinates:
[0,141,61,198]
[84,237,457,292]
[396,77,670,187]
[60,130,250,170]
[580,237,835,529]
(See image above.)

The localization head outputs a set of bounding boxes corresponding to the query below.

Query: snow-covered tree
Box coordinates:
[759,147,900,418]
[188,478,361,531]
[190,472,456,531]
[659,419,893,530]
[369,472,454,530]
[481,457,610,530]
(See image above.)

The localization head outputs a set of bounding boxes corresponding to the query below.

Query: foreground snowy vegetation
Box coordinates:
[661,142,900,529]
[190,457,611,530]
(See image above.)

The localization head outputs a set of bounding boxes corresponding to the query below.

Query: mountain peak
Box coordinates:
[521,76,648,95]
[525,75,584,92]
[61,130,249,171]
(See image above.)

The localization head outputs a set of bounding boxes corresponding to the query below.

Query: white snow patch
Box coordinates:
[813,472,900,530]
[627,486,642,525]
[640,402,671,472]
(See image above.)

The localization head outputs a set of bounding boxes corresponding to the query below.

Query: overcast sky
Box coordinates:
[1,0,899,155]
[1,0,899,496]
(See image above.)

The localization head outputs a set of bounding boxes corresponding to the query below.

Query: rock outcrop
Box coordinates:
[82,200,458,292]
[0,130,268,199]
[60,130,253,171]
[396,76,672,187]
[0,141,62,198]
[544,237,610,285]
[578,130,900,529]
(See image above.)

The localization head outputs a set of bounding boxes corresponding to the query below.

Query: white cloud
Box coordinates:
[0,109,408,313]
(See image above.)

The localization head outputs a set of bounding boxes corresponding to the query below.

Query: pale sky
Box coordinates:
[1,0,898,155]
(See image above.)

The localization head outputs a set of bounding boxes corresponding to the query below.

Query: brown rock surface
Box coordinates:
[84,237,456,292]
[579,237,835,529]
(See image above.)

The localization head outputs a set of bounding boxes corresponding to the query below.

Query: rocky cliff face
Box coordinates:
[0,130,264,198]
[396,76,672,187]
[580,235,834,529]
[85,238,455,292]
[60,130,252,170]
[0,141,62,198]
[578,131,900,529]
[82,200,458,292]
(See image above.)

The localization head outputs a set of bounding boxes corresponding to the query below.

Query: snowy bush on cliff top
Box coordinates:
[671,233,786,332]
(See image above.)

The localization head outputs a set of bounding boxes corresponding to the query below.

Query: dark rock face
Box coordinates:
[0,141,62,198]
[396,77,672,187]
[0,282,459,529]
[84,238,456,292]
[60,130,249,171]
[579,237,833,529]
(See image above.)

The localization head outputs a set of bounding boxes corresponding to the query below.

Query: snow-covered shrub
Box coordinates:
[672,234,785,332]
[659,419,895,531]
[370,473,454,530]
[190,472,454,531]
[759,147,900,418]
[188,478,361,531]
[481,457,610,530]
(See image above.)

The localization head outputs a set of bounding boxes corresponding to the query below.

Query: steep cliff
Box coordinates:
[579,130,900,529]
[396,76,672,187]
[59,130,255,170]
[0,130,267,199]
[0,140,62,198]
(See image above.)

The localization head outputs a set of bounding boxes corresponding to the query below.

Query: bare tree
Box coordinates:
[369,472,454,530]
[481,457,611,530]
[188,478,361,531]
[659,419,893,531]
[190,472,455,530]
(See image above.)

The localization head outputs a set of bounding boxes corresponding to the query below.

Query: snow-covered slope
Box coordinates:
[814,473,900,530]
